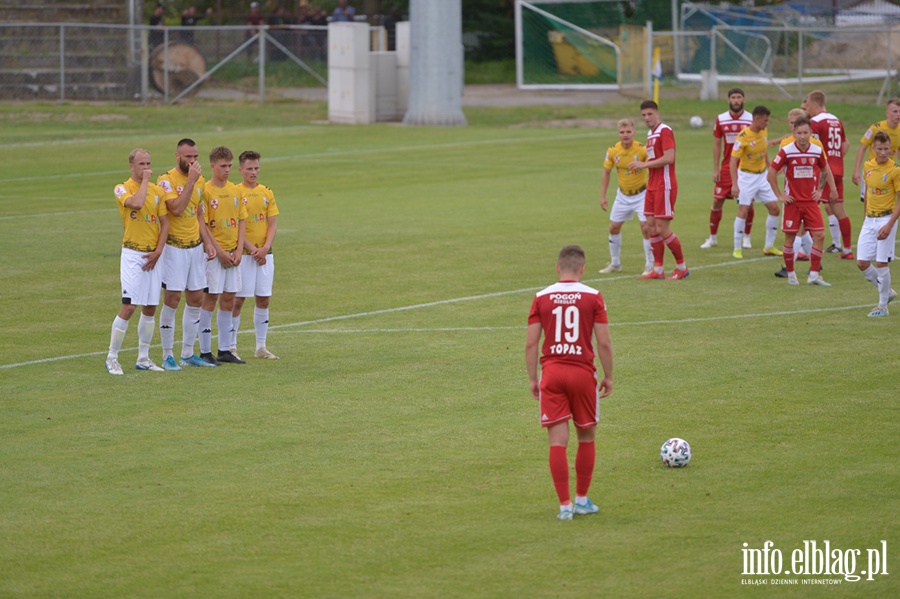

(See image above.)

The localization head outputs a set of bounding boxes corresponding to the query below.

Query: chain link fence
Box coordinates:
[0,23,335,102]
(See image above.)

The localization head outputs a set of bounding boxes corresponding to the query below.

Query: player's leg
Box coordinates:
[159,244,182,368]
[107,303,136,375]
[217,288,245,364]
[638,214,654,275]
[781,204,800,285]
[703,197,725,248]
[540,366,574,519]
[829,186,854,258]
[199,291,220,365]
[873,219,898,311]
[252,255,278,359]
[602,220,625,272]
[762,200,783,256]
[824,201,841,252]
[639,194,665,279]
[181,245,212,366]
[744,202,755,248]
[733,176,753,258]
[233,258,256,356]
[805,206,830,286]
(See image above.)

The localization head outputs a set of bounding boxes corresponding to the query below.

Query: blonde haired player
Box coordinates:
[106,149,169,375]
[198,146,248,365]
[598,119,654,275]
[232,150,280,360]
[856,131,900,317]
[852,98,900,201]
[729,105,782,260]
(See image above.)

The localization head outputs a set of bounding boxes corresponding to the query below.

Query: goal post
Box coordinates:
[515,0,648,94]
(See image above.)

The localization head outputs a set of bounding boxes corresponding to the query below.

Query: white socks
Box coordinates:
[182,305,201,359]
[254,307,270,350]
[108,316,129,360]
[608,233,622,266]
[765,214,779,249]
[137,313,155,362]
[159,304,176,359]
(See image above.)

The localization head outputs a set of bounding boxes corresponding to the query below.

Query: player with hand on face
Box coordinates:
[767,117,837,287]
[598,118,654,275]
[106,149,169,375]
[702,87,754,250]
[526,245,613,520]
[199,146,248,365]
[855,131,900,317]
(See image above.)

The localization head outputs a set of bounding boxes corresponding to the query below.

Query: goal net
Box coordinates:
[515,0,647,93]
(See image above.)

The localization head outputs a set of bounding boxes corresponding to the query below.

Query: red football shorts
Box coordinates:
[644,187,677,220]
[782,201,825,233]
[539,363,599,429]
[822,175,844,203]
[714,169,735,201]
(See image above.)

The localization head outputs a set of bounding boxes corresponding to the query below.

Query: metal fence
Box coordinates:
[0,23,340,103]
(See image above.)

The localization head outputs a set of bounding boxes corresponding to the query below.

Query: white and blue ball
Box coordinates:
[660,437,692,467]
[689,115,704,129]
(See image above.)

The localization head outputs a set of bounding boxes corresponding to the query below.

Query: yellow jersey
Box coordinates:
[114,178,168,252]
[860,120,900,160]
[203,180,248,252]
[237,181,280,254]
[863,158,900,216]
[603,141,648,195]
[732,127,769,173]
[157,167,206,248]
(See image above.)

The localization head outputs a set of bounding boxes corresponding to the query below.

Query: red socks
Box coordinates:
[575,442,595,497]
[549,445,570,505]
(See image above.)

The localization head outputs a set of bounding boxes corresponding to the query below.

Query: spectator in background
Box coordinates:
[383,6,403,51]
[180,5,211,43]
[149,4,166,48]
[332,0,356,22]
[246,1,266,59]
[268,5,296,61]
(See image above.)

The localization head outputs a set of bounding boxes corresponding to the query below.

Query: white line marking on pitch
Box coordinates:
[0,257,874,370]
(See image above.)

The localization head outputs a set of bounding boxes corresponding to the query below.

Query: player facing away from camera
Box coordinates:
[856,131,900,316]
[852,98,900,201]
[232,150,280,360]
[598,118,654,275]
[198,146,248,365]
[628,100,689,280]
[729,105,783,260]
[526,245,613,520]
[702,87,755,250]
[106,149,170,375]
[768,117,838,286]
[157,138,218,369]
[807,90,853,259]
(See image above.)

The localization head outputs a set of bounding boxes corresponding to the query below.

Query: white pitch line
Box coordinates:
[0,257,875,370]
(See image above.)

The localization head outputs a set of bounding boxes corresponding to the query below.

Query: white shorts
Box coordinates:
[121,248,161,306]
[737,170,778,207]
[856,216,897,263]
[206,254,242,294]
[237,253,275,298]
[609,189,647,224]
[162,243,207,292]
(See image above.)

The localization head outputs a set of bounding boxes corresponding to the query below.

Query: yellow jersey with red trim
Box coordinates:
[237,181,280,254]
[603,141,648,195]
[114,178,168,252]
[202,180,248,252]
[860,120,900,160]
[157,167,206,248]
[732,127,769,173]
[863,158,900,216]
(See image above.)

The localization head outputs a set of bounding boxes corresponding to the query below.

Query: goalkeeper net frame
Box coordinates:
[515,0,649,94]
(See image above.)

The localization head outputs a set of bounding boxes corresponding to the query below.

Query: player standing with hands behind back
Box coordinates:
[628,100,689,280]
[526,245,613,520]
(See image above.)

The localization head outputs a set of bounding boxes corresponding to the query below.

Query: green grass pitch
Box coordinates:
[0,97,897,598]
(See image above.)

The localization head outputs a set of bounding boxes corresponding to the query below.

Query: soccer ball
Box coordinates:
[689,115,704,129]
[660,438,692,467]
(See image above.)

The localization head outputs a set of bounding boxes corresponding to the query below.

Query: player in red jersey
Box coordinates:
[526,245,613,520]
[768,118,838,287]
[702,87,755,250]
[628,100,689,280]
[806,90,853,259]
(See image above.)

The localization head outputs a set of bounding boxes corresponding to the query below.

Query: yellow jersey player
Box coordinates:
[852,98,900,200]
[156,138,216,370]
[199,146,248,365]
[856,131,900,316]
[106,149,169,375]
[233,150,281,360]
[598,118,653,275]
[729,105,782,259]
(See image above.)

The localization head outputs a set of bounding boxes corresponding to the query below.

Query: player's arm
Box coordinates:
[144,214,169,271]
[730,154,740,197]
[166,162,203,216]
[600,167,612,211]
[767,162,789,204]
[877,188,900,240]
[197,210,219,262]
[251,215,278,265]
[525,322,542,400]
[233,218,246,267]
[124,170,152,210]
[593,322,613,398]
[628,147,674,171]
[713,136,722,183]
[852,142,868,186]
[821,163,837,201]
[767,133,788,147]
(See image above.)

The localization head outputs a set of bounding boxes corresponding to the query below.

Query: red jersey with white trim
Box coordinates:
[528,281,609,372]
[809,112,846,176]
[646,123,677,190]
[771,142,829,202]
[713,109,752,172]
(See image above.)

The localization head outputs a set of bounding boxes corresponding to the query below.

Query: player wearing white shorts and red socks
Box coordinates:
[856,131,900,317]
[598,118,653,275]
[629,100,689,280]
[526,245,613,520]
[767,117,837,286]
[106,149,169,375]
[157,138,217,370]
[199,146,248,365]
[233,150,281,360]
[703,87,754,250]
